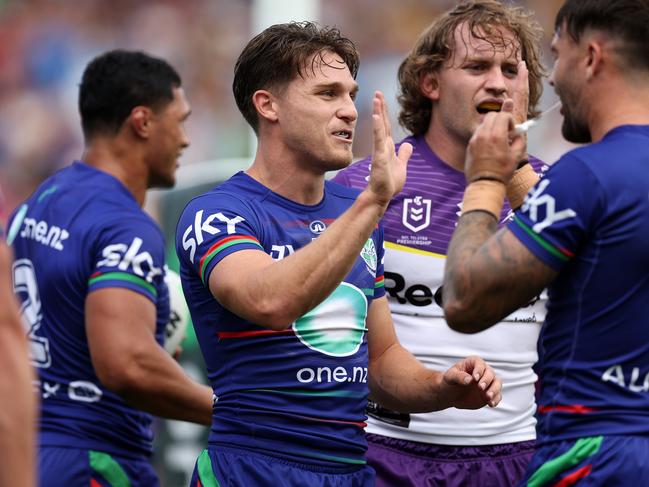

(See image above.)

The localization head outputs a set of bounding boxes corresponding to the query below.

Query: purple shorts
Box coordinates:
[367,433,535,487]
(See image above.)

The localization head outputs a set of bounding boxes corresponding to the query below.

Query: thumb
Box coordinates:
[501,99,514,113]
[445,367,473,386]
[397,142,413,165]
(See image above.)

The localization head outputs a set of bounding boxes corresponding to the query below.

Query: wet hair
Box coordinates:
[555,0,649,72]
[233,21,359,133]
[398,0,544,136]
[79,49,181,140]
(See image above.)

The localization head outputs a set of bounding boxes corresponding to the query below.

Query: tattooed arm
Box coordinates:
[443,211,557,333]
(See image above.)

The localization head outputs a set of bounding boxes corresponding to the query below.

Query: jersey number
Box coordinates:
[13,259,51,368]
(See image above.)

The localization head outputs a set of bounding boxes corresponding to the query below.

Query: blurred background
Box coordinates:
[0,0,572,484]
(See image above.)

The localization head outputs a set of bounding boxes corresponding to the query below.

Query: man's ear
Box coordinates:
[129,106,154,139]
[252,89,279,124]
[585,39,604,81]
[420,71,440,101]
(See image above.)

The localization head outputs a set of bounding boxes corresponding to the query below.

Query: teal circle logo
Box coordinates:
[293,282,367,357]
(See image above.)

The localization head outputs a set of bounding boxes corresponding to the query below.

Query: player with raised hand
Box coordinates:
[177,21,501,487]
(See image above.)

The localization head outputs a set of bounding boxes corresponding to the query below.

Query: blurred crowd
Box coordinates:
[0,0,567,224]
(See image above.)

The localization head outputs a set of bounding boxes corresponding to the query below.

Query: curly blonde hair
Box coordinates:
[398,0,545,136]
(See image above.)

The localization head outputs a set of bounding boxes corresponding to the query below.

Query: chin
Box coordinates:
[149,174,176,189]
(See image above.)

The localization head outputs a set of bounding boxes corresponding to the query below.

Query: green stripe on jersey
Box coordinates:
[88,272,157,297]
[527,436,603,487]
[197,450,221,487]
[513,216,571,262]
[200,238,262,283]
[89,450,131,487]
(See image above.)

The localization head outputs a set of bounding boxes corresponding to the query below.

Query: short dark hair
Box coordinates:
[398,0,545,136]
[79,50,181,140]
[233,21,360,133]
[555,0,649,72]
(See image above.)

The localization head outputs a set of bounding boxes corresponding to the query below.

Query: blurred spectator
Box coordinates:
[0,0,574,222]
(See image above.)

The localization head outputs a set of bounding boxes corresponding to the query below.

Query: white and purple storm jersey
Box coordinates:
[6,162,169,458]
[509,125,649,445]
[175,172,385,465]
[334,135,548,445]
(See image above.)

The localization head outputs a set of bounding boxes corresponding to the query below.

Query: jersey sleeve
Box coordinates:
[176,193,265,286]
[88,215,167,303]
[373,223,386,300]
[507,154,604,271]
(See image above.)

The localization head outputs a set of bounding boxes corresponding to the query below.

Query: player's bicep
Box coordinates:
[86,288,158,388]
[207,248,275,318]
[483,227,557,305]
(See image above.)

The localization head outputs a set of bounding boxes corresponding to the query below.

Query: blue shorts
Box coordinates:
[366,433,535,487]
[190,445,375,487]
[38,446,158,487]
[521,435,649,486]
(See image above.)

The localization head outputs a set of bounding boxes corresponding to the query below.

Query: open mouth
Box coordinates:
[476,101,503,114]
[333,130,353,140]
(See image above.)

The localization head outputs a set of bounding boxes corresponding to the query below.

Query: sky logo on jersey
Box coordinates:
[96,237,162,283]
[403,196,432,233]
[360,238,377,277]
[182,210,246,263]
[293,282,367,357]
[521,179,577,233]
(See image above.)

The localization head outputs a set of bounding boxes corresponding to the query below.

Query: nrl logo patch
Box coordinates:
[403,196,432,233]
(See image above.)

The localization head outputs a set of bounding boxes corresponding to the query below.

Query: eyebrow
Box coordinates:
[313,81,359,95]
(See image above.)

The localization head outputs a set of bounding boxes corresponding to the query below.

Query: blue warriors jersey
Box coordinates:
[176,172,385,466]
[508,125,649,444]
[7,162,169,457]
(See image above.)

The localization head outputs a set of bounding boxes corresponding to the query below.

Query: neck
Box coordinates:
[423,120,467,173]
[246,138,326,206]
[588,78,649,141]
[82,137,148,207]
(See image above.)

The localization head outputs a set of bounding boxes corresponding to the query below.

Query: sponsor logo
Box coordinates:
[18,215,69,251]
[182,210,246,263]
[35,380,104,403]
[296,365,367,384]
[385,271,437,307]
[521,179,577,233]
[97,237,162,283]
[309,220,326,234]
[402,196,432,233]
[293,282,367,357]
[68,381,103,403]
[602,365,649,393]
[270,244,295,260]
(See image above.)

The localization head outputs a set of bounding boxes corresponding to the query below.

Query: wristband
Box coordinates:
[461,179,506,220]
[506,164,539,210]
